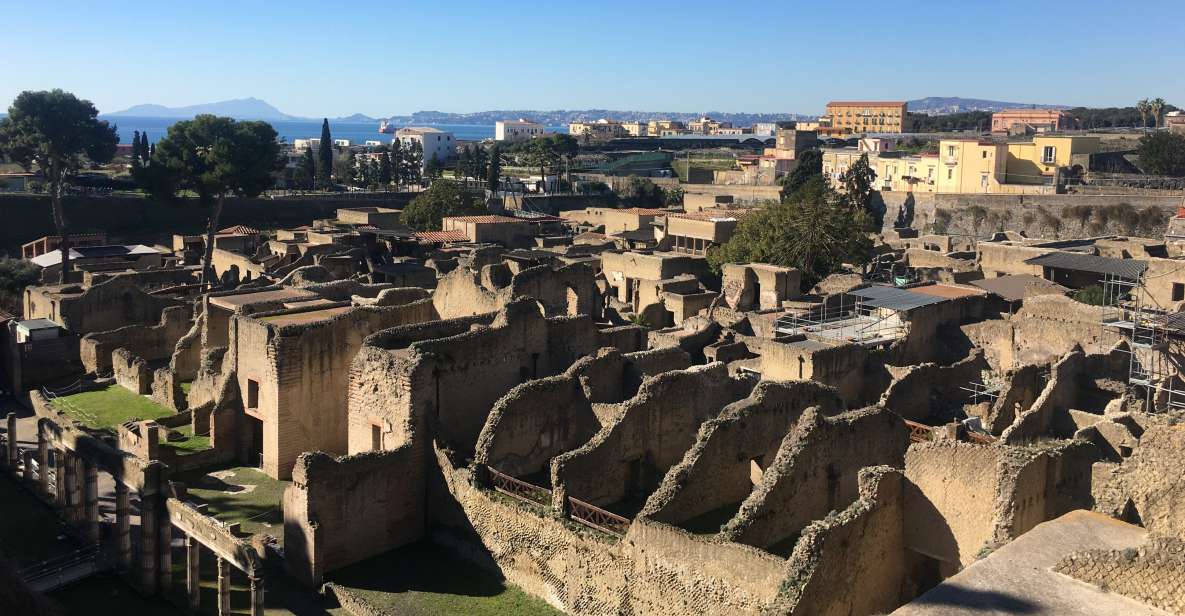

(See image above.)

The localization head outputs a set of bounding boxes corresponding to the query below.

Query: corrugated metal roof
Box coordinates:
[1150,312,1185,333]
[1024,252,1147,279]
[847,285,947,311]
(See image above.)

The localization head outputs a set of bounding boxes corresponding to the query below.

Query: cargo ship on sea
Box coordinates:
[378,119,395,134]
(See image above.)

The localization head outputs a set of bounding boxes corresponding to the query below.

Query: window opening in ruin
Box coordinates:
[797,356,805,380]
[531,353,540,379]
[247,379,259,409]
[566,285,580,316]
[371,423,382,451]
[245,413,264,468]
[1173,283,1184,302]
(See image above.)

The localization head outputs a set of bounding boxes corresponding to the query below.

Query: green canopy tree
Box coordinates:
[317,118,333,188]
[486,144,502,191]
[837,153,881,228]
[378,149,393,186]
[1137,99,1151,129]
[425,153,443,180]
[297,147,316,189]
[1150,97,1167,128]
[401,181,484,231]
[1138,131,1185,176]
[0,89,118,282]
[779,148,822,196]
[148,115,280,285]
[708,177,873,287]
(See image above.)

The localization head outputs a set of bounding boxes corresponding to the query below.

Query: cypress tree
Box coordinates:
[131,131,143,168]
[389,139,403,188]
[379,151,393,186]
[317,118,333,188]
[487,144,501,192]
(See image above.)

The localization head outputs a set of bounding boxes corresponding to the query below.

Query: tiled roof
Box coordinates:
[217,225,260,236]
[443,215,525,225]
[415,230,469,243]
[616,208,667,216]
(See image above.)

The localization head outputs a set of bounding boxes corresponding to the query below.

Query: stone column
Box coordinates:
[5,412,16,468]
[158,519,172,593]
[140,492,158,593]
[249,572,265,616]
[186,535,200,611]
[54,448,68,507]
[216,557,231,616]
[22,450,34,483]
[37,427,48,496]
[84,462,99,543]
[69,455,85,524]
[116,481,131,569]
[58,447,73,509]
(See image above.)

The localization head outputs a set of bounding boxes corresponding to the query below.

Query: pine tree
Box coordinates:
[458,145,472,180]
[405,141,423,186]
[389,139,403,188]
[472,146,487,186]
[316,118,333,188]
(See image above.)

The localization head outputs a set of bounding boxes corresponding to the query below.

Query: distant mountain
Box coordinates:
[908,97,1070,116]
[382,109,807,127]
[105,97,302,121]
[334,113,378,123]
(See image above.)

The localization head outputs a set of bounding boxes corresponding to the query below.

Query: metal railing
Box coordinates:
[487,467,551,507]
[20,545,107,593]
[568,497,629,536]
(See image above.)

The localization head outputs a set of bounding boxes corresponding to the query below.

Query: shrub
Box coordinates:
[1072,285,1106,306]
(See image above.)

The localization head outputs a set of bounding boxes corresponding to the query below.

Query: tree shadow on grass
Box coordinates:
[329,541,505,599]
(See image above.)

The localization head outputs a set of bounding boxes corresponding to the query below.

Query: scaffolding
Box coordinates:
[1101,271,1185,413]
[774,294,908,346]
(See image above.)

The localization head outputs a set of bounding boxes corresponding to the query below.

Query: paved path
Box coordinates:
[892,510,1173,616]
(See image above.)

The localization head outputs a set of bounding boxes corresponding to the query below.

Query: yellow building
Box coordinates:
[935,140,1008,193]
[647,120,685,136]
[569,119,627,140]
[1005,135,1099,184]
[621,121,647,137]
[825,101,909,134]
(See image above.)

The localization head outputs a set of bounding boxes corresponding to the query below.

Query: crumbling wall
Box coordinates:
[552,363,755,509]
[1001,344,1128,444]
[773,467,907,616]
[151,367,186,411]
[283,445,427,586]
[112,347,152,394]
[1108,422,1185,539]
[80,304,194,374]
[28,276,186,335]
[978,363,1047,435]
[879,352,990,423]
[903,439,1098,569]
[1053,535,1185,614]
[722,407,909,553]
[433,262,599,320]
[433,444,785,616]
[890,294,992,367]
[643,380,843,530]
[960,294,1121,370]
[474,369,600,479]
[759,340,874,406]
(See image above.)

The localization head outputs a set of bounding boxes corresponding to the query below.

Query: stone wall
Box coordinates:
[773,466,908,616]
[959,294,1121,371]
[283,445,427,586]
[433,262,599,320]
[24,276,186,335]
[113,347,152,394]
[1000,344,1128,444]
[1107,422,1185,540]
[722,407,909,553]
[903,439,1098,569]
[878,352,990,423]
[642,380,843,530]
[551,363,756,509]
[1053,536,1185,615]
[80,304,194,374]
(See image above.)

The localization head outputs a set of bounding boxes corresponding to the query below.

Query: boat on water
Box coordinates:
[378,119,395,134]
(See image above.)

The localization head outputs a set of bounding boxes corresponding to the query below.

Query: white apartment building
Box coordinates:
[293,138,320,151]
[496,119,547,142]
[396,127,455,169]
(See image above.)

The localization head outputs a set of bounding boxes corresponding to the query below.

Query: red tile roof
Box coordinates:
[616,208,666,216]
[217,225,260,236]
[415,230,469,243]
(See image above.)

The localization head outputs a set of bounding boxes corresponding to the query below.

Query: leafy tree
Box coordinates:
[335,150,356,186]
[402,140,423,186]
[317,118,333,188]
[471,145,487,185]
[906,111,991,132]
[389,138,403,188]
[457,145,472,179]
[0,89,118,282]
[618,176,665,208]
[780,148,822,195]
[297,147,316,189]
[707,177,873,286]
[837,153,881,227]
[0,257,42,314]
[486,144,502,191]
[148,115,281,285]
[401,181,484,231]
[425,153,443,180]
[1137,132,1185,176]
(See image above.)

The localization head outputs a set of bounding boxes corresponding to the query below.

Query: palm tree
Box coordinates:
[1137,99,1151,129]
[1149,98,1166,128]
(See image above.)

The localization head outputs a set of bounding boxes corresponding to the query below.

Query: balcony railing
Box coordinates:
[487,466,551,507]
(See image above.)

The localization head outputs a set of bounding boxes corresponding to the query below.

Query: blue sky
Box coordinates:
[3,0,1182,117]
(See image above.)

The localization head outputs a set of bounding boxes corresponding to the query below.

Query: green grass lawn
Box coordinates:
[329,542,562,616]
[49,574,183,616]
[161,424,211,455]
[51,384,173,430]
[0,475,81,568]
[175,466,288,540]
